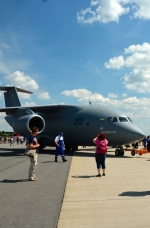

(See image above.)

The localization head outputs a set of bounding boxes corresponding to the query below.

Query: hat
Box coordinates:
[59,132,63,136]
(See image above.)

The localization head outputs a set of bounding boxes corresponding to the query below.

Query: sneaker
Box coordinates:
[102,173,106,176]
[63,159,67,162]
[96,174,101,177]
[28,178,37,181]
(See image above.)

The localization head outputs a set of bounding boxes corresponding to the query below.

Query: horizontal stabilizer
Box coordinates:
[0,86,32,107]
[0,86,32,94]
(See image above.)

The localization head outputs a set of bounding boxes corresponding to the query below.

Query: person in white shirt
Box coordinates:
[54,132,67,162]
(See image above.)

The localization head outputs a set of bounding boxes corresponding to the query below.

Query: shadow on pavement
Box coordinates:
[0,150,25,157]
[72,175,96,178]
[119,191,150,197]
[41,161,55,163]
[0,147,131,158]
[73,151,131,158]
[0,179,28,183]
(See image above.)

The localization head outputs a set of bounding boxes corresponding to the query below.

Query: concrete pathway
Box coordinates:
[58,146,150,228]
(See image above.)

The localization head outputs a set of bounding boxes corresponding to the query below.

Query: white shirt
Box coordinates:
[55,136,63,142]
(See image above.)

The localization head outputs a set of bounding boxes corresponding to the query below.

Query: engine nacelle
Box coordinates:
[13,114,45,136]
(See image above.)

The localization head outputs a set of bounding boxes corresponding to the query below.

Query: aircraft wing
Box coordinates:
[0,105,80,113]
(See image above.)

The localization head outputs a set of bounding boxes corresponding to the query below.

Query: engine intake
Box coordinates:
[13,114,45,136]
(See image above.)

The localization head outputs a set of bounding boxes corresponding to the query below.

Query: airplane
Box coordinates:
[0,86,145,156]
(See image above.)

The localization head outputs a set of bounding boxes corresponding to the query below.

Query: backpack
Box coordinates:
[147,141,150,152]
[97,140,107,153]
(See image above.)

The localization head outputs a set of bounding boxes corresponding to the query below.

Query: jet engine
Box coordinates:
[13,114,45,136]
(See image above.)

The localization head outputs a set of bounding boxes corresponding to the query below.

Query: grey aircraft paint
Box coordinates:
[0,86,145,156]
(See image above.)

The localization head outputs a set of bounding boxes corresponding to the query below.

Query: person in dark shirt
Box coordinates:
[26,127,40,181]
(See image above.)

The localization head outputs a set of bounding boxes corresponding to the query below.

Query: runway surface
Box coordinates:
[58,145,150,228]
[0,143,72,228]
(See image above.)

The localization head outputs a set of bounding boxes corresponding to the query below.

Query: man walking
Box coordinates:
[54,132,67,162]
[26,127,40,181]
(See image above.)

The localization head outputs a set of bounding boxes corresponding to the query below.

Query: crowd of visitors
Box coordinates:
[0,136,25,145]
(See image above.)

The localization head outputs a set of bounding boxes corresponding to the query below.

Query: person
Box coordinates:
[16,136,20,144]
[143,137,147,148]
[26,127,40,181]
[54,132,67,162]
[10,137,14,146]
[93,133,108,177]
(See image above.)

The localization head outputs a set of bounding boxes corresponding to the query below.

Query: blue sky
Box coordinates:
[0,0,150,135]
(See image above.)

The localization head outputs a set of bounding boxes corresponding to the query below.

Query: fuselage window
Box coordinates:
[119,117,128,122]
[107,117,112,122]
[112,117,118,122]
[127,117,133,123]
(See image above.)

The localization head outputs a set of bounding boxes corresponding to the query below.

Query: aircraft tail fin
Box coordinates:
[0,86,32,107]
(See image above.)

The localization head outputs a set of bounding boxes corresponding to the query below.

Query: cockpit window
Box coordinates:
[118,117,128,122]
[107,117,112,122]
[107,117,131,123]
[112,117,118,122]
[127,117,133,123]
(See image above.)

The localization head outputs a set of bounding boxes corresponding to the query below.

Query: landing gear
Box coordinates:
[115,146,124,156]
[131,151,135,156]
[65,145,71,151]
[115,149,120,156]
[38,138,47,151]
[65,145,78,151]
[72,146,78,151]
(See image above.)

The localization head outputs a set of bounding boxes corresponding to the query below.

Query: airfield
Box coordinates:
[0,144,150,228]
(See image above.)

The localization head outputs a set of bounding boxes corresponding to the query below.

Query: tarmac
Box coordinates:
[57,146,150,228]
[1,144,150,227]
[0,143,73,228]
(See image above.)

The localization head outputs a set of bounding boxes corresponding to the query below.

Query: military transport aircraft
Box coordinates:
[0,86,145,156]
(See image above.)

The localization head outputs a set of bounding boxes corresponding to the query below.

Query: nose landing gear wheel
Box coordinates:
[131,151,135,156]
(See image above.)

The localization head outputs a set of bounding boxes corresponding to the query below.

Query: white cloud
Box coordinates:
[5,71,39,91]
[62,88,150,127]
[131,0,150,20]
[105,56,125,69]
[62,89,92,98]
[122,93,127,97]
[18,93,31,100]
[77,0,150,24]
[108,93,118,99]
[0,43,9,49]
[38,92,50,100]
[0,62,10,74]
[24,102,37,106]
[105,42,150,93]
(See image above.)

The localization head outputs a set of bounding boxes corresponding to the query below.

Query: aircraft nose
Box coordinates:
[127,126,145,142]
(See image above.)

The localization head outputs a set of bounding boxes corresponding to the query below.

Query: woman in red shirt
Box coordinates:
[93,133,108,177]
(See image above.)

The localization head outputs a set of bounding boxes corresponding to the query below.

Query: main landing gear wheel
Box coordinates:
[65,145,71,151]
[115,149,124,156]
[38,138,47,152]
[115,149,120,156]
[72,146,78,151]
[120,150,124,156]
